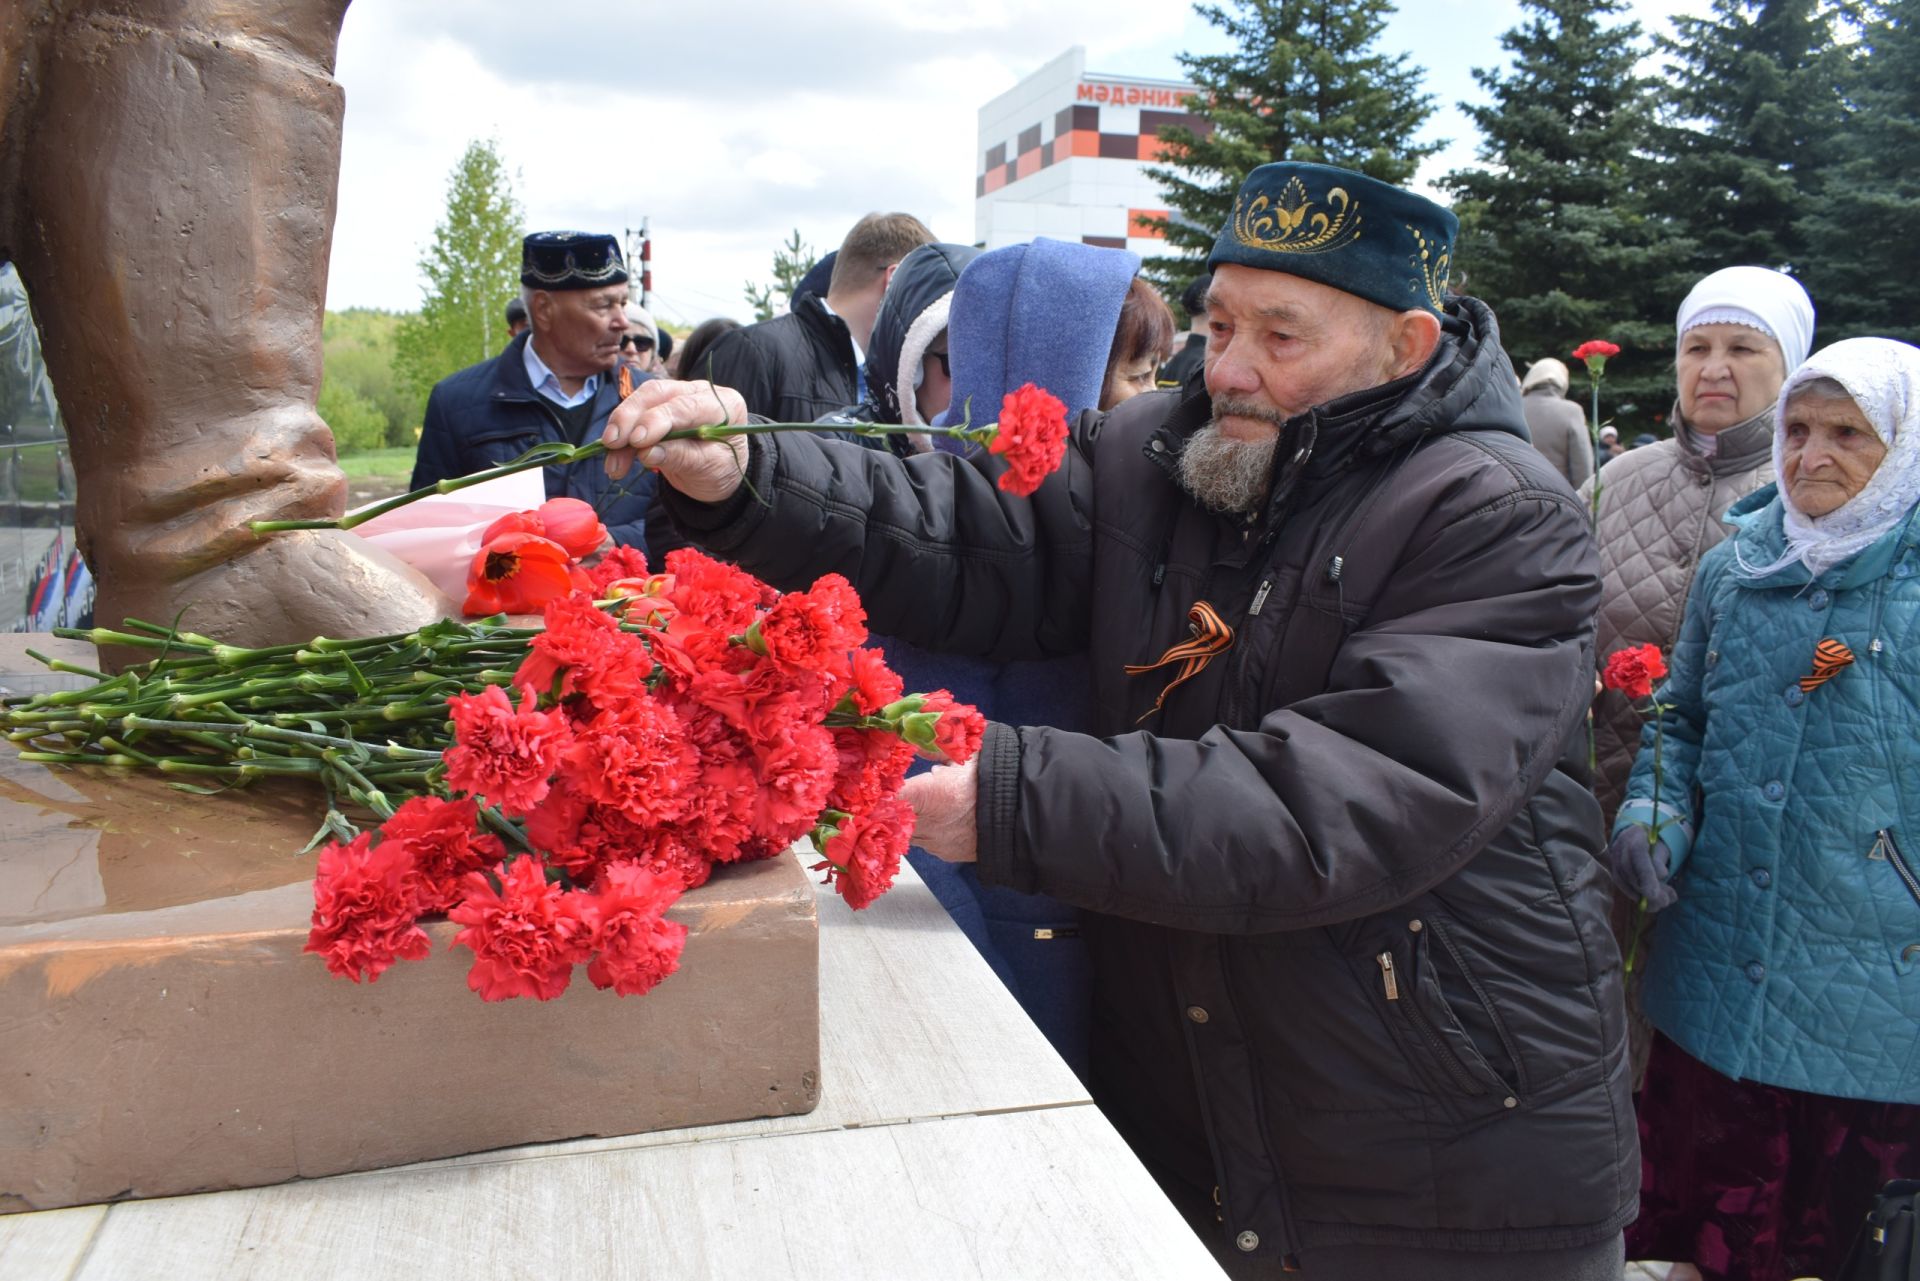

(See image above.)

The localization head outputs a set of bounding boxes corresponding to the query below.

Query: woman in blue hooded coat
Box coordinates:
[1604,338,1920,1281]
[888,239,1172,1077]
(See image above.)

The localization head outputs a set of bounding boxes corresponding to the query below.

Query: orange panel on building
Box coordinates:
[1066,130,1102,159]
[1129,209,1169,239]
[981,167,1008,195]
[1015,149,1042,180]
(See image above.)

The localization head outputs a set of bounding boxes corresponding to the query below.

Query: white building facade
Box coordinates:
[974,47,1208,260]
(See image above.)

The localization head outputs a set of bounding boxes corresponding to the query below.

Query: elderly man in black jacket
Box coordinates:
[601,164,1636,1279]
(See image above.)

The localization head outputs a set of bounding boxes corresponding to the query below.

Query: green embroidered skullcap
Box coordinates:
[1207,162,1458,316]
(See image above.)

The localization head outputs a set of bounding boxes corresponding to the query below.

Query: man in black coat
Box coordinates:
[412,232,655,553]
[602,164,1636,1278]
[703,213,933,424]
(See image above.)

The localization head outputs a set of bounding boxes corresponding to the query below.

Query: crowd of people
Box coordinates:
[407,163,1918,1281]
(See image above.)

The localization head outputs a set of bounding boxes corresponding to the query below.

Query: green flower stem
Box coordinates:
[17,750,146,767]
[120,715,441,760]
[24,650,110,682]
[247,421,998,534]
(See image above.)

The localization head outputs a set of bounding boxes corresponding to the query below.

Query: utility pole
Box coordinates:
[625,220,652,311]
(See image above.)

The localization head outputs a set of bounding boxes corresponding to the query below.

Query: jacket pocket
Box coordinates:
[1373,927,1523,1101]
[1875,828,1920,913]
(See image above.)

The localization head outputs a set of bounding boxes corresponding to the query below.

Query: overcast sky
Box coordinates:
[326,0,1706,326]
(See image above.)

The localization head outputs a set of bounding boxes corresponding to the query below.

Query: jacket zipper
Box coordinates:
[1377,950,1487,1096]
[1878,829,1920,911]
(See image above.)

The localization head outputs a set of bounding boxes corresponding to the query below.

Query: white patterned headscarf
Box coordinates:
[1740,338,1920,578]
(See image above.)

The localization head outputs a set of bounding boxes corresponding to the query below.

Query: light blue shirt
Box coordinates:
[523,337,600,408]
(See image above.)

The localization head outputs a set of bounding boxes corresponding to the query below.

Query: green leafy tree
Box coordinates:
[316,378,388,454]
[1794,0,1920,341]
[392,140,525,408]
[1648,0,1856,276]
[320,309,421,447]
[1143,0,1441,295]
[1442,0,1692,427]
[743,229,818,322]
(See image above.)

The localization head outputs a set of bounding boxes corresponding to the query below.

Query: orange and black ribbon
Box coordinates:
[1799,638,1855,693]
[617,364,636,400]
[1124,599,1235,721]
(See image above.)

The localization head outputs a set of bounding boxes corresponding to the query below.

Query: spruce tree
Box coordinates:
[392,140,526,404]
[1794,0,1920,342]
[1143,0,1440,295]
[1649,0,1855,276]
[1442,0,1691,428]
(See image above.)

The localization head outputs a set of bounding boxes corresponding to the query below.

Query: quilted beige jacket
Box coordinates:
[1580,406,1775,821]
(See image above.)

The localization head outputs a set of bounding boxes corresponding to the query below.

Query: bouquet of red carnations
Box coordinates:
[2,546,985,1004]
[309,546,983,1001]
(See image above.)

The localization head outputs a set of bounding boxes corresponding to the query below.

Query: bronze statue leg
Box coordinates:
[5,0,448,651]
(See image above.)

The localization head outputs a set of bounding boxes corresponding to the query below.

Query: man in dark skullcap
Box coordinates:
[605,164,1634,1277]
[413,232,654,553]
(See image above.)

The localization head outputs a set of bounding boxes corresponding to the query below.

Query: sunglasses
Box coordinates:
[620,334,655,352]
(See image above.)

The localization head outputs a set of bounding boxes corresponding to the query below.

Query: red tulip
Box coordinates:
[536,498,608,559]
[479,510,544,545]
[465,532,577,616]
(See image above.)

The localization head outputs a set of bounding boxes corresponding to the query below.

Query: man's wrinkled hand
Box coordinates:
[900,759,979,864]
[601,378,749,503]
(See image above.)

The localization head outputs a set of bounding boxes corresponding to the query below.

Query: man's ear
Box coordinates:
[880,262,900,293]
[1388,309,1443,380]
[526,290,552,332]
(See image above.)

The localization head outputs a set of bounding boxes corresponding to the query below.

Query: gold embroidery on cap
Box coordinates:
[1231,178,1361,255]
[1409,227,1450,309]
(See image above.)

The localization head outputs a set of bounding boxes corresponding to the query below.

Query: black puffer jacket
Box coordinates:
[701,292,857,424]
[816,242,978,446]
[664,296,1637,1261]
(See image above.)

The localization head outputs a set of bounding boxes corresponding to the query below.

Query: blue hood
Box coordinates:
[934,237,1140,428]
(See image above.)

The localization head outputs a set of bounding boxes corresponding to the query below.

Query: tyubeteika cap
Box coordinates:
[1207,162,1458,316]
[520,231,628,290]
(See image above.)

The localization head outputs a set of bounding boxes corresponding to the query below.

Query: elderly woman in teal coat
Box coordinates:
[1602,337,1920,1281]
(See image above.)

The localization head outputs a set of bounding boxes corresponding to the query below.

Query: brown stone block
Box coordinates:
[0,643,821,1214]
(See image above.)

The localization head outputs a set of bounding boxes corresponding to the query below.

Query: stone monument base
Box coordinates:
[0,636,821,1214]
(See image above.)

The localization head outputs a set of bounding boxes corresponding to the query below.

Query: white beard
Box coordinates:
[1178,413,1282,515]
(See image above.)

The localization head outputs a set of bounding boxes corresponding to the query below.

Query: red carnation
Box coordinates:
[987,383,1070,497]
[1601,643,1668,703]
[815,795,916,910]
[514,592,652,712]
[465,531,577,617]
[585,861,689,996]
[377,794,505,913]
[842,646,905,715]
[746,573,868,675]
[1571,339,1622,379]
[890,689,987,763]
[304,831,430,983]
[563,701,699,828]
[444,683,573,816]
[828,726,916,815]
[449,855,595,1001]
[663,547,775,632]
[586,543,651,592]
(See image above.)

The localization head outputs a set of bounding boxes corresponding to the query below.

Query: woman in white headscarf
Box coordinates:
[1602,338,1920,1281]
[1584,266,1818,821]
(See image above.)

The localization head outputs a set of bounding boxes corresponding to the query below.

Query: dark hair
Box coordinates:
[829,213,936,294]
[657,328,674,361]
[505,297,528,325]
[676,317,743,381]
[1179,274,1211,324]
[1103,277,1177,390]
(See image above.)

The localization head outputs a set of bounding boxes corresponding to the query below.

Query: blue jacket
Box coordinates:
[1619,485,1920,1103]
[411,332,656,553]
[893,238,1139,1078]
